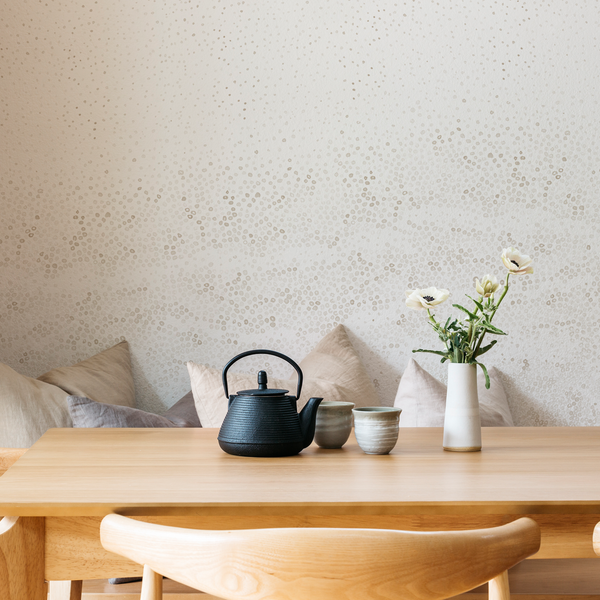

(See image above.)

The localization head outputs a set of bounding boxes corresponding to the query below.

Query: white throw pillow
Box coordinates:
[393,359,514,427]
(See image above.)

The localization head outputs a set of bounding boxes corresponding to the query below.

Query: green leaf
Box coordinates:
[474,340,497,358]
[474,361,490,389]
[465,295,485,313]
[412,348,451,358]
[452,303,477,320]
[480,321,507,336]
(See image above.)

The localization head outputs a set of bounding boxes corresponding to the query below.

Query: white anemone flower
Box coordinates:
[475,274,500,298]
[405,287,450,311]
[501,247,533,275]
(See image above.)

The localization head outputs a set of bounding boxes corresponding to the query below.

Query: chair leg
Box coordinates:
[47,580,83,600]
[141,564,163,600]
[488,570,510,600]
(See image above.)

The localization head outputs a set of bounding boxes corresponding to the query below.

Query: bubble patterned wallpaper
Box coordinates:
[1,0,599,425]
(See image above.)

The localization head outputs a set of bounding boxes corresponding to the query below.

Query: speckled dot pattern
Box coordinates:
[1,0,598,425]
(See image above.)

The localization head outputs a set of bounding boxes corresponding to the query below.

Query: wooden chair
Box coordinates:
[100,514,540,600]
[594,522,600,557]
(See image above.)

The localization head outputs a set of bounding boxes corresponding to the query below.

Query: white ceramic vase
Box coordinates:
[443,363,482,452]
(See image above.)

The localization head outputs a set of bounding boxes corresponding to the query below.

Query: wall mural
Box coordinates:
[1,0,599,425]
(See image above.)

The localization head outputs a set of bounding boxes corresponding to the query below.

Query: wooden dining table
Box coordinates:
[0,426,599,600]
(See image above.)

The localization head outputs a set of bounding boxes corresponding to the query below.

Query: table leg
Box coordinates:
[0,516,46,600]
[47,580,83,600]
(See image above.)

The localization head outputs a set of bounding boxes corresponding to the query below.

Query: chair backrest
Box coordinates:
[101,515,540,600]
[0,448,26,477]
[594,522,600,557]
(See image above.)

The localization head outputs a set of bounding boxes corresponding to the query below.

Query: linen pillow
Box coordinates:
[38,341,135,407]
[67,392,201,428]
[188,324,380,428]
[162,391,202,427]
[393,359,514,427]
[0,363,73,448]
[0,341,138,447]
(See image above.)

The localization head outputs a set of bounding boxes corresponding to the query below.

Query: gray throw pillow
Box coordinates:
[162,391,201,427]
[67,393,202,428]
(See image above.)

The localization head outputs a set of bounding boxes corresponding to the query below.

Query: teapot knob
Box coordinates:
[257,370,268,390]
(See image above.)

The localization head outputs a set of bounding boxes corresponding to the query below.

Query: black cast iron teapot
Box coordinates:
[217,349,323,457]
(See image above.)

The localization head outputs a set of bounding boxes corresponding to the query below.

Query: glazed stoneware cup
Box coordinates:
[314,401,355,449]
[352,407,402,455]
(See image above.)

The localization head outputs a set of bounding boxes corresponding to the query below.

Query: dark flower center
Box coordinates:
[423,295,435,302]
[511,259,520,267]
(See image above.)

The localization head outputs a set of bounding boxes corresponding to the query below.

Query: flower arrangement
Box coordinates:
[405,248,533,389]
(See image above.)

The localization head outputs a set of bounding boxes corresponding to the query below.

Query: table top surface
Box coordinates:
[0,427,599,517]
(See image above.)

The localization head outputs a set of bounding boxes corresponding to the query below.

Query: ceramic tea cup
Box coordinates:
[314,401,355,449]
[352,407,402,455]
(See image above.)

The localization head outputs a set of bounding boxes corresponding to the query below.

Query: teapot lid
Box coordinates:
[236,370,290,397]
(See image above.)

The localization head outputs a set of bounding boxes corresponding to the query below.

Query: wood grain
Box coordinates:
[48,579,83,600]
[81,577,217,599]
[0,448,27,477]
[0,516,46,600]
[44,512,600,580]
[488,572,510,600]
[140,566,163,600]
[1,428,600,517]
[77,567,600,600]
[100,514,539,600]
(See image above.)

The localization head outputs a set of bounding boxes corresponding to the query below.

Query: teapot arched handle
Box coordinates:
[222,349,303,400]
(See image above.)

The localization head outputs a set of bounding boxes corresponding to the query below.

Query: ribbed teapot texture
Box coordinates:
[217,349,323,457]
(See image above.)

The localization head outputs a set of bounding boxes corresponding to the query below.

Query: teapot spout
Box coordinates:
[299,397,323,449]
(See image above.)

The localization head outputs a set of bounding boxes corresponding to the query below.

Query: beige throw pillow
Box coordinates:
[188,324,380,428]
[38,341,135,407]
[0,363,73,448]
[0,341,137,447]
[393,359,514,427]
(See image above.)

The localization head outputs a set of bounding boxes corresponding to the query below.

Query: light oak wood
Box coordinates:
[1,428,600,516]
[100,514,540,600]
[1,448,80,600]
[67,558,600,599]
[489,572,510,600]
[0,516,46,600]
[81,577,217,599]
[75,559,600,598]
[44,513,600,580]
[0,448,26,476]
[140,566,163,600]
[455,597,600,600]
[48,580,83,600]
[0,428,597,593]
[81,593,211,600]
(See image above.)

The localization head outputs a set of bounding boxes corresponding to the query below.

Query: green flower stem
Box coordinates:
[426,308,439,327]
[427,309,452,356]
[471,272,511,359]
[489,272,511,321]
